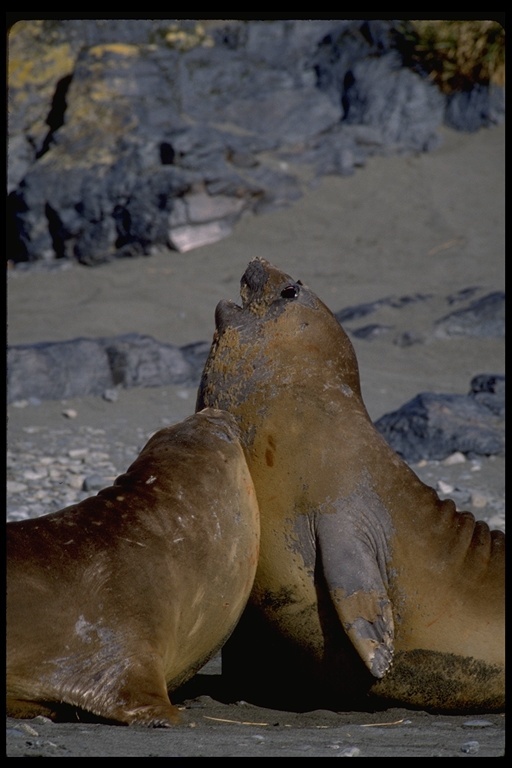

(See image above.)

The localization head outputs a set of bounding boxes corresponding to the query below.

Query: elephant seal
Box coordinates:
[7,408,259,727]
[196,258,505,713]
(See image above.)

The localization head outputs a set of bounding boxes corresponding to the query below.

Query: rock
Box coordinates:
[7,481,28,494]
[437,480,454,495]
[335,289,505,342]
[82,474,111,492]
[442,451,466,466]
[349,324,394,340]
[335,292,432,324]
[7,333,205,403]
[104,334,192,388]
[375,375,505,462]
[434,291,505,338]
[393,331,425,347]
[102,388,120,402]
[340,52,445,152]
[7,339,113,402]
[460,741,480,755]
[469,373,505,416]
[446,83,505,132]
[7,19,504,267]
[168,222,234,253]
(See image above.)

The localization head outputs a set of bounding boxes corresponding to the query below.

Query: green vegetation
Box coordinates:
[398,20,505,93]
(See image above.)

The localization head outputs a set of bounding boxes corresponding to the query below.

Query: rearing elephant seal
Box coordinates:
[7,408,259,727]
[196,258,505,713]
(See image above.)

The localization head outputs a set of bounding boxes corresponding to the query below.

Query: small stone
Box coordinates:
[487,514,505,531]
[68,463,87,474]
[8,510,31,521]
[339,746,361,756]
[83,474,109,491]
[89,451,111,462]
[7,480,28,493]
[461,740,479,754]
[169,221,233,252]
[437,480,454,495]
[20,723,39,737]
[463,719,493,728]
[62,409,78,419]
[34,489,50,500]
[471,492,488,509]
[69,474,87,490]
[393,331,424,347]
[102,388,120,402]
[68,448,88,459]
[22,469,47,481]
[442,451,466,466]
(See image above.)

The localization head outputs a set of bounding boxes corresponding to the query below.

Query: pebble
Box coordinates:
[470,492,489,509]
[463,719,493,728]
[442,451,466,466]
[460,741,480,754]
[102,388,120,402]
[339,746,361,757]
[83,474,113,492]
[436,480,454,494]
[6,425,505,534]
[6,425,141,523]
[7,480,28,494]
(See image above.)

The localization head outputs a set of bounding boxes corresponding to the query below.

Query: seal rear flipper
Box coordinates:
[316,516,394,679]
[328,587,394,678]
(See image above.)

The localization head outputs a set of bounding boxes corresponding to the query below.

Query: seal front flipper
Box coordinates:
[316,509,394,678]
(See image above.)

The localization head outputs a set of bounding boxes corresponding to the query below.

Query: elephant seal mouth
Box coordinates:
[214,257,303,333]
[214,258,272,332]
[214,298,243,333]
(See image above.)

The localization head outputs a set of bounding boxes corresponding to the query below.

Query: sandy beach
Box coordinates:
[6,122,505,757]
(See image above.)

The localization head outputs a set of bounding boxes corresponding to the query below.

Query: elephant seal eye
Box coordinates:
[281,284,299,299]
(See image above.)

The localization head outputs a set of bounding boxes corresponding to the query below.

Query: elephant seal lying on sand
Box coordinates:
[7,408,260,726]
[196,257,504,713]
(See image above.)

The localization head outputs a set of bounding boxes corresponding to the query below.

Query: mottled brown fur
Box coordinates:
[7,409,260,726]
[197,258,504,713]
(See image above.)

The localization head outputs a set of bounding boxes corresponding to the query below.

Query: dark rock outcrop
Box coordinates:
[335,288,504,342]
[375,374,505,462]
[7,333,209,403]
[434,291,505,339]
[7,19,504,267]
[8,287,504,406]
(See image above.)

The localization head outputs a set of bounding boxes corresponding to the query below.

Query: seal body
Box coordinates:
[7,408,259,726]
[196,258,505,713]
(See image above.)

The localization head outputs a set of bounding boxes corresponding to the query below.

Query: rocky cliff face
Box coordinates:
[7,18,504,267]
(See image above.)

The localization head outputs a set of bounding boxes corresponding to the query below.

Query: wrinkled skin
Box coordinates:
[7,408,259,727]
[196,258,505,713]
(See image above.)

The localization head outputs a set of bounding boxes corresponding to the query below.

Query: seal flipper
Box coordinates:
[327,585,394,678]
[316,511,394,678]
